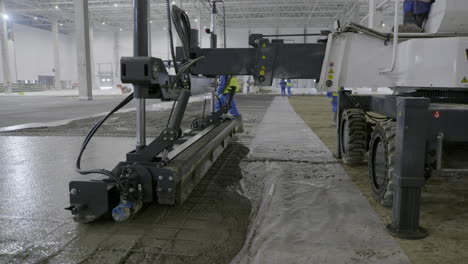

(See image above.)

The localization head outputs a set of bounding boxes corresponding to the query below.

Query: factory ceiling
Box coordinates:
[3,0,395,33]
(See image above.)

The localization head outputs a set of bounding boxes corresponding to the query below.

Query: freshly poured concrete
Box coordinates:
[0,95,274,264]
[0,96,134,128]
[232,97,410,263]
[0,95,410,263]
[0,95,205,132]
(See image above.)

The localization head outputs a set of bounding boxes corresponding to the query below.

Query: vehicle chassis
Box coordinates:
[337,89,468,239]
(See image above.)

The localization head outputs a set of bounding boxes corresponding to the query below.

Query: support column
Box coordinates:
[388,97,430,239]
[352,2,361,23]
[52,22,62,90]
[368,0,384,30]
[134,0,150,150]
[0,0,12,92]
[210,1,217,48]
[197,1,202,48]
[368,0,383,92]
[113,30,120,88]
[89,26,97,90]
[74,0,93,100]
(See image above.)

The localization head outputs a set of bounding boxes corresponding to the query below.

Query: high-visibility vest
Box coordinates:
[223,77,241,94]
[287,80,292,87]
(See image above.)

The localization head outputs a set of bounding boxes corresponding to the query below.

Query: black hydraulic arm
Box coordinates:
[184,38,326,86]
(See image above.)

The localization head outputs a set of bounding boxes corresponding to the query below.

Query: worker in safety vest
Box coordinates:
[215,75,241,116]
[245,78,252,94]
[279,79,287,96]
[286,79,292,96]
[401,0,434,32]
[215,75,244,132]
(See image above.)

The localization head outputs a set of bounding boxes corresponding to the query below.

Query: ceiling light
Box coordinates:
[102,22,106,25]
[120,28,123,31]
[114,3,118,7]
[55,5,59,9]
[150,20,153,24]
[163,26,167,30]
[194,18,198,22]
[2,14,9,20]
[172,1,176,4]
[34,17,38,20]
[60,23,63,26]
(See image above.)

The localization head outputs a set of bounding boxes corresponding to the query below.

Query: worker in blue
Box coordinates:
[279,79,287,96]
[246,78,252,94]
[215,75,241,116]
[327,91,339,124]
[215,75,244,132]
[401,0,434,32]
[286,79,292,96]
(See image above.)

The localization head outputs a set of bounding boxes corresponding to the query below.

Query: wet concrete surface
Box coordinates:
[0,96,205,133]
[0,95,274,264]
[0,95,135,128]
[0,96,249,138]
[1,94,412,263]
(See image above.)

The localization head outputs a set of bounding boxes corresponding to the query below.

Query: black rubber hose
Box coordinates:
[171,5,192,61]
[166,0,179,74]
[76,93,134,181]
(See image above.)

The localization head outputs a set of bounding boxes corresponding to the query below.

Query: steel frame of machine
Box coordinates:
[65,0,468,242]
[67,0,240,223]
[66,0,330,223]
[336,90,468,239]
[325,0,468,239]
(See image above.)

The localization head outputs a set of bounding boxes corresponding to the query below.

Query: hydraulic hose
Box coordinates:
[171,4,192,60]
[76,93,134,181]
[166,0,179,74]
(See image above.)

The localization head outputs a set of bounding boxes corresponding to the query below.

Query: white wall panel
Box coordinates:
[4,24,324,87]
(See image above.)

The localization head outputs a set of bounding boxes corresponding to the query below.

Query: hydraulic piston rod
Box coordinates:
[134,0,149,150]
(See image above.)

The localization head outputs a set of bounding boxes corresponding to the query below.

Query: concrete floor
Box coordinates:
[0,95,134,128]
[0,94,410,263]
[290,96,468,264]
[0,95,273,264]
[233,97,409,263]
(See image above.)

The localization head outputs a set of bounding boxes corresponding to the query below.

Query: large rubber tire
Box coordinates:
[368,121,396,208]
[340,109,368,165]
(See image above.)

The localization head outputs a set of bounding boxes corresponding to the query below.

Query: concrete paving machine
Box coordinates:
[318,0,468,239]
[66,0,326,223]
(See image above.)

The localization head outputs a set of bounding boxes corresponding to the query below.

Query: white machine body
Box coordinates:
[425,0,468,34]
[318,32,394,91]
[395,37,468,89]
[319,0,468,92]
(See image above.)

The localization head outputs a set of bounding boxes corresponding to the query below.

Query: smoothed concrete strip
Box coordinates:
[232,97,411,264]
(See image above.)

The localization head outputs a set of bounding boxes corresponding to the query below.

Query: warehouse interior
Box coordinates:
[1,0,468,263]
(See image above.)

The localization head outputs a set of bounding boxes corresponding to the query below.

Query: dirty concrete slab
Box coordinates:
[232,97,410,264]
[0,95,274,264]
